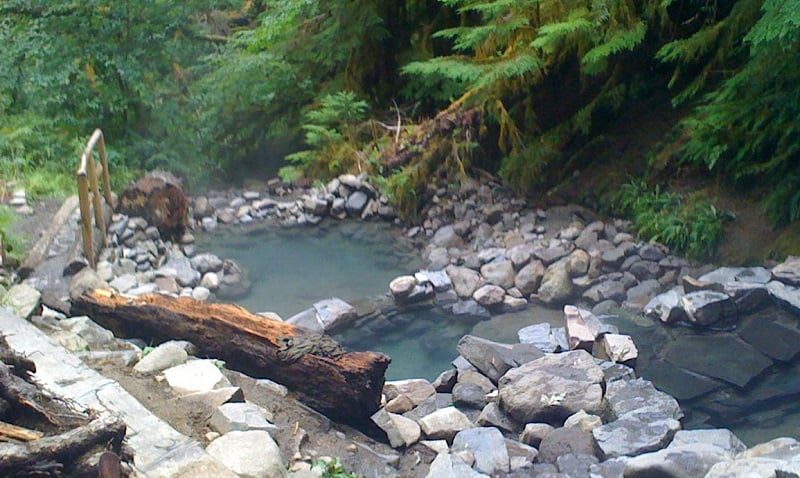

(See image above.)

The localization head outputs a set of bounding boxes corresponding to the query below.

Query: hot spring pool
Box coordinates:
[197,221,422,317]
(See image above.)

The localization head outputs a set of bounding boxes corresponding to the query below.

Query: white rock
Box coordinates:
[134,342,189,374]
[192,286,211,301]
[163,360,229,395]
[206,430,287,478]
[2,284,41,319]
[201,272,220,291]
[210,402,276,434]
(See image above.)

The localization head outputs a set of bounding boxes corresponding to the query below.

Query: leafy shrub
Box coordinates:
[0,206,25,262]
[616,180,728,259]
[316,459,360,478]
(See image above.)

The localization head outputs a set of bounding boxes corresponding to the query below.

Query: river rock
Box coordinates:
[514,260,545,296]
[564,410,603,433]
[644,289,686,324]
[623,441,732,477]
[210,402,275,434]
[517,323,558,353]
[534,243,574,265]
[433,225,464,248]
[419,407,474,442]
[452,382,487,409]
[583,280,626,303]
[605,378,683,421]
[593,333,638,366]
[480,260,515,289]
[538,260,574,304]
[134,341,188,374]
[446,266,482,299]
[2,283,41,319]
[498,350,604,423]
[452,427,509,475]
[200,272,220,291]
[680,291,736,326]
[556,453,599,477]
[625,279,661,310]
[311,298,357,331]
[303,196,328,216]
[190,253,224,274]
[563,305,603,351]
[206,430,286,478]
[371,409,421,448]
[508,244,534,269]
[160,255,201,288]
[565,249,590,277]
[457,335,542,383]
[385,379,435,406]
[476,403,515,433]
[426,453,487,478]
[520,423,554,447]
[472,285,505,308]
[345,191,368,216]
[538,427,600,464]
[451,300,489,317]
[592,408,681,459]
[416,270,452,291]
[390,276,417,299]
[163,359,229,395]
[773,256,800,286]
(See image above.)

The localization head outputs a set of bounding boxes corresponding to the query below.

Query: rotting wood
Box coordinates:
[118,170,188,238]
[0,415,125,474]
[71,289,391,425]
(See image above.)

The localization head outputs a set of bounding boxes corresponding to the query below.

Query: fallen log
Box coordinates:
[0,364,85,428]
[71,289,390,425]
[118,170,188,238]
[0,415,125,474]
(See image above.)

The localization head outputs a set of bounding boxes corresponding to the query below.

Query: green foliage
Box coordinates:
[616,180,728,259]
[0,206,25,262]
[660,0,800,225]
[285,92,370,179]
[316,459,361,478]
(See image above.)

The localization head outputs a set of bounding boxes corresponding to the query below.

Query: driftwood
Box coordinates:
[0,421,44,442]
[71,289,391,425]
[118,171,188,238]
[0,415,125,475]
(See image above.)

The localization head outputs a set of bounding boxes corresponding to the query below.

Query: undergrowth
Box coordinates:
[616,180,729,260]
[316,459,360,478]
[0,206,25,262]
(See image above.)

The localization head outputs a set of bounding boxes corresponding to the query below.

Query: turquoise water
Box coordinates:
[198,221,422,318]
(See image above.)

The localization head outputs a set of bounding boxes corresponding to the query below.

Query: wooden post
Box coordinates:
[75,129,113,269]
[96,132,113,207]
[76,173,94,268]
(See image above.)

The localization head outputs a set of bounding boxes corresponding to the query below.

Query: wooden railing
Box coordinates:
[76,129,114,268]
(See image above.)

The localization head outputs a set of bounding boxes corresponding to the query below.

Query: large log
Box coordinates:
[71,290,390,425]
[118,171,188,238]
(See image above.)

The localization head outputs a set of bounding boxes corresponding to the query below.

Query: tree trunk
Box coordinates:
[118,170,188,238]
[71,289,390,426]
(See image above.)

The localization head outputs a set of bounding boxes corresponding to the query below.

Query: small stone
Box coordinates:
[191,286,211,301]
[538,427,600,464]
[134,342,188,374]
[452,427,510,475]
[520,423,554,447]
[210,402,276,434]
[418,407,474,442]
[593,333,638,366]
[206,430,287,478]
[472,284,505,308]
[564,305,603,351]
[163,360,229,395]
[371,409,421,448]
[390,276,417,299]
[680,291,736,326]
[564,410,603,433]
[384,379,435,406]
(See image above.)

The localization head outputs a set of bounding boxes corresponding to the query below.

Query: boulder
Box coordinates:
[472,285,505,308]
[433,225,464,248]
[514,260,545,296]
[390,276,417,300]
[425,453,488,478]
[592,409,681,459]
[452,427,510,475]
[210,402,275,434]
[520,423,554,447]
[534,243,574,265]
[418,407,474,442]
[384,379,436,406]
[583,280,626,303]
[206,430,286,478]
[498,350,604,423]
[538,427,600,464]
[517,323,558,353]
[345,191,369,216]
[538,260,574,305]
[2,283,41,319]
[476,403,515,433]
[644,289,686,324]
[593,333,638,366]
[457,335,542,383]
[556,453,599,477]
[134,341,188,374]
[563,410,603,433]
[625,279,661,310]
[452,382,487,409]
[680,291,736,326]
[773,256,800,286]
[190,253,224,274]
[415,270,452,291]
[563,305,603,351]
[446,266,482,299]
[371,409,421,448]
[605,379,683,421]
[109,274,137,293]
[480,260,515,289]
[565,250,591,277]
[768,280,800,315]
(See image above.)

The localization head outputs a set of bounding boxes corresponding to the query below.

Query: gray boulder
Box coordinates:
[433,225,464,248]
[425,453,488,478]
[538,260,574,305]
[644,289,686,324]
[498,350,604,423]
[517,323,558,353]
[452,427,510,475]
[563,305,603,351]
[419,407,474,442]
[538,427,600,464]
[592,409,681,459]
[2,283,41,319]
[605,378,683,421]
[457,335,542,383]
[345,191,369,216]
[371,409,421,448]
[514,260,545,296]
[190,253,224,274]
[773,256,800,286]
[480,260,515,289]
[134,341,188,374]
[680,291,736,326]
[472,285,505,308]
[447,266,482,299]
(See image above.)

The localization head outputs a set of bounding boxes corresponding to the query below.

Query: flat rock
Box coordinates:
[210,402,275,434]
[517,323,558,353]
[385,379,435,406]
[644,289,686,324]
[480,260,515,289]
[452,427,509,475]
[738,314,800,362]
[663,335,773,387]
[641,360,721,400]
[498,350,604,423]
[472,285,505,308]
[583,280,626,303]
[163,360,229,395]
[134,341,188,374]
[425,453,488,478]
[206,430,286,478]
[622,442,733,477]
[592,409,681,459]
[593,333,638,366]
[564,305,603,351]
[605,378,683,421]
[768,280,800,315]
[313,298,357,331]
[457,335,543,383]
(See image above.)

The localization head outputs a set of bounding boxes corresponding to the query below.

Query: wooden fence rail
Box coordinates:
[76,129,114,268]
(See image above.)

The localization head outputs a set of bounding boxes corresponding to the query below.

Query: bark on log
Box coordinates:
[71,290,390,425]
[0,415,125,474]
[118,171,188,238]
